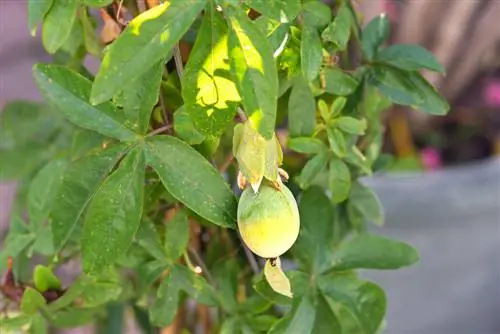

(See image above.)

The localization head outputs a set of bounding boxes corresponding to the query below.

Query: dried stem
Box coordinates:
[147,124,172,137]
[173,44,184,79]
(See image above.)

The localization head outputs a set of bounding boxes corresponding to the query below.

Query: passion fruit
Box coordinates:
[237,183,300,258]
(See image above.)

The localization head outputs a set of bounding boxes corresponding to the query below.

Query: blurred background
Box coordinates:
[1,0,499,333]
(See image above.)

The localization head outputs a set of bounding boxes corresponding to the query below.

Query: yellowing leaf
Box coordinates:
[264,258,292,298]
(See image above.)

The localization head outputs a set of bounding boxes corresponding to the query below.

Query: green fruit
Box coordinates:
[237,183,300,258]
[33,265,61,292]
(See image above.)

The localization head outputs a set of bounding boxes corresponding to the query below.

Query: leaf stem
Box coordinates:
[188,246,216,286]
[173,44,184,79]
[147,124,172,137]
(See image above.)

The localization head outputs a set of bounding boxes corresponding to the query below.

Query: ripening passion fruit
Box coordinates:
[237,183,300,258]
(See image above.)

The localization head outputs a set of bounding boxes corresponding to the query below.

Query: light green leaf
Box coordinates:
[321,2,353,50]
[377,44,445,73]
[0,233,35,269]
[345,145,372,176]
[319,276,386,334]
[298,152,329,189]
[285,294,316,334]
[33,265,61,292]
[164,210,189,261]
[287,137,327,154]
[145,136,237,228]
[81,280,122,308]
[248,0,301,23]
[253,277,292,306]
[329,234,419,271]
[28,158,68,229]
[50,144,126,251]
[330,97,347,117]
[20,287,47,314]
[301,25,323,81]
[90,0,206,104]
[327,127,346,157]
[264,258,292,298]
[323,68,359,96]
[28,0,54,36]
[335,116,367,135]
[0,314,32,332]
[30,314,48,334]
[51,308,98,328]
[302,2,332,28]
[33,64,138,141]
[361,14,390,60]
[312,294,342,334]
[114,61,165,134]
[347,181,384,226]
[288,76,316,136]
[173,106,205,145]
[41,0,78,53]
[174,265,218,306]
[82,146,145,275]
[80,8,102,57]
[81,0,113,6]
[329,157,351,203]
[227,6,278,140]
[136,219,167,262]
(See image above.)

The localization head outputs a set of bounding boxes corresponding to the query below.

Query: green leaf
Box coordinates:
[293,187,333,274]
[329,157,351,203]
[80,9,102,57]
[302,2,332,28]
[371,66,422,106]
[287,137,327,154]
[28,0,54,36]
[285,294,316,334]
[136,219,167,262]
[114,61,164,134]
[28,158,68,229]
[329,234,419,271]
[183,7,240,137]
[288,76,316,136]
[298,152,329,189]
[407,72,450,115]
[20,287,47,314]
[81,0,113,7]
[0,233,35,270]
[327,127,346,157]
[321,2,353,50]
[347,181,383,226]
[173,106,206,145]
[361,14,390,60]
[253,277,292,306]
[145,136,237,228]
[51,308,97,328]
[248,0,301,23]
[334,116,367,135]
[301,25,323,81]
[330,97,347,117]
[30,314,48,334]
[174,265,218,306]
[227,6,278,140]
[90,0,206,104]
[323,68,359,96]
[319,276,386,334]
[164,210,189,261]
[312,294,342,334]
[41,0,78,53]
[50,144,126,250]
[33,64,138,141]
[33,265,61,292]
[0,314,32,332]
[82,146,145,275]
[263,258,292,298]
[377,44,445,73]
[81,280,122,308]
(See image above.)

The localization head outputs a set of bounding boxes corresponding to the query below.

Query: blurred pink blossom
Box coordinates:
[484,79,500,107]
[420,147,442,170]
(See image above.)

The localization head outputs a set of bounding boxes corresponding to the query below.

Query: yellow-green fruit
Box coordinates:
[237,184,300,258]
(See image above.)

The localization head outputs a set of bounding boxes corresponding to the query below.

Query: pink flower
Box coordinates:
[484,79,500,107]
[420,147,442,170]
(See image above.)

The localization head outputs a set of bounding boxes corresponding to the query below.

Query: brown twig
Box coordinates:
[147,124,172,137]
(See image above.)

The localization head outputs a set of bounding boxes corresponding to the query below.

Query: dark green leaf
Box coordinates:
[285,293,316,334]
[321,2,353,50]
[347,181,383,225]
[268,316,292,334]
[136,219,167,262]
[173,106,206,145]
[329,234,419,271]
[50,144,126,250]
[287,137,327,154]
[293,187,333,274]
[174,265,218,306]
[82,0,113,6]
[213,259,239,311]
[33,64,138,141]
[145,136,237,228]
[227,6,278,140]
[28,0,54,36]
[302,2,332,28]
[329,157,351,203]
[361,14,390,59]
[114,61,164,134]
[298,151,329,189]
[327,127,346,157]
[312,293,341,334]
[82,146,145,275]
[90,0,206,104]
[248,0,301,23]
[164,210,189,261]
[323,68,359,96]
[288,77,316,136]
[371,66,422,106]
[20,287,46,314]
[301,25,323,81]
[335,116,367,135]
[377,44,445,73]
[319,276,386,334]
[51,308,97,328]
[247,314,277,331]
[183,7,240,137]
[28,157,68,229]
[41,0,78,53]
[407,72,450,115]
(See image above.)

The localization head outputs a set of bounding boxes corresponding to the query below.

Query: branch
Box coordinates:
[147,124,172,137]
